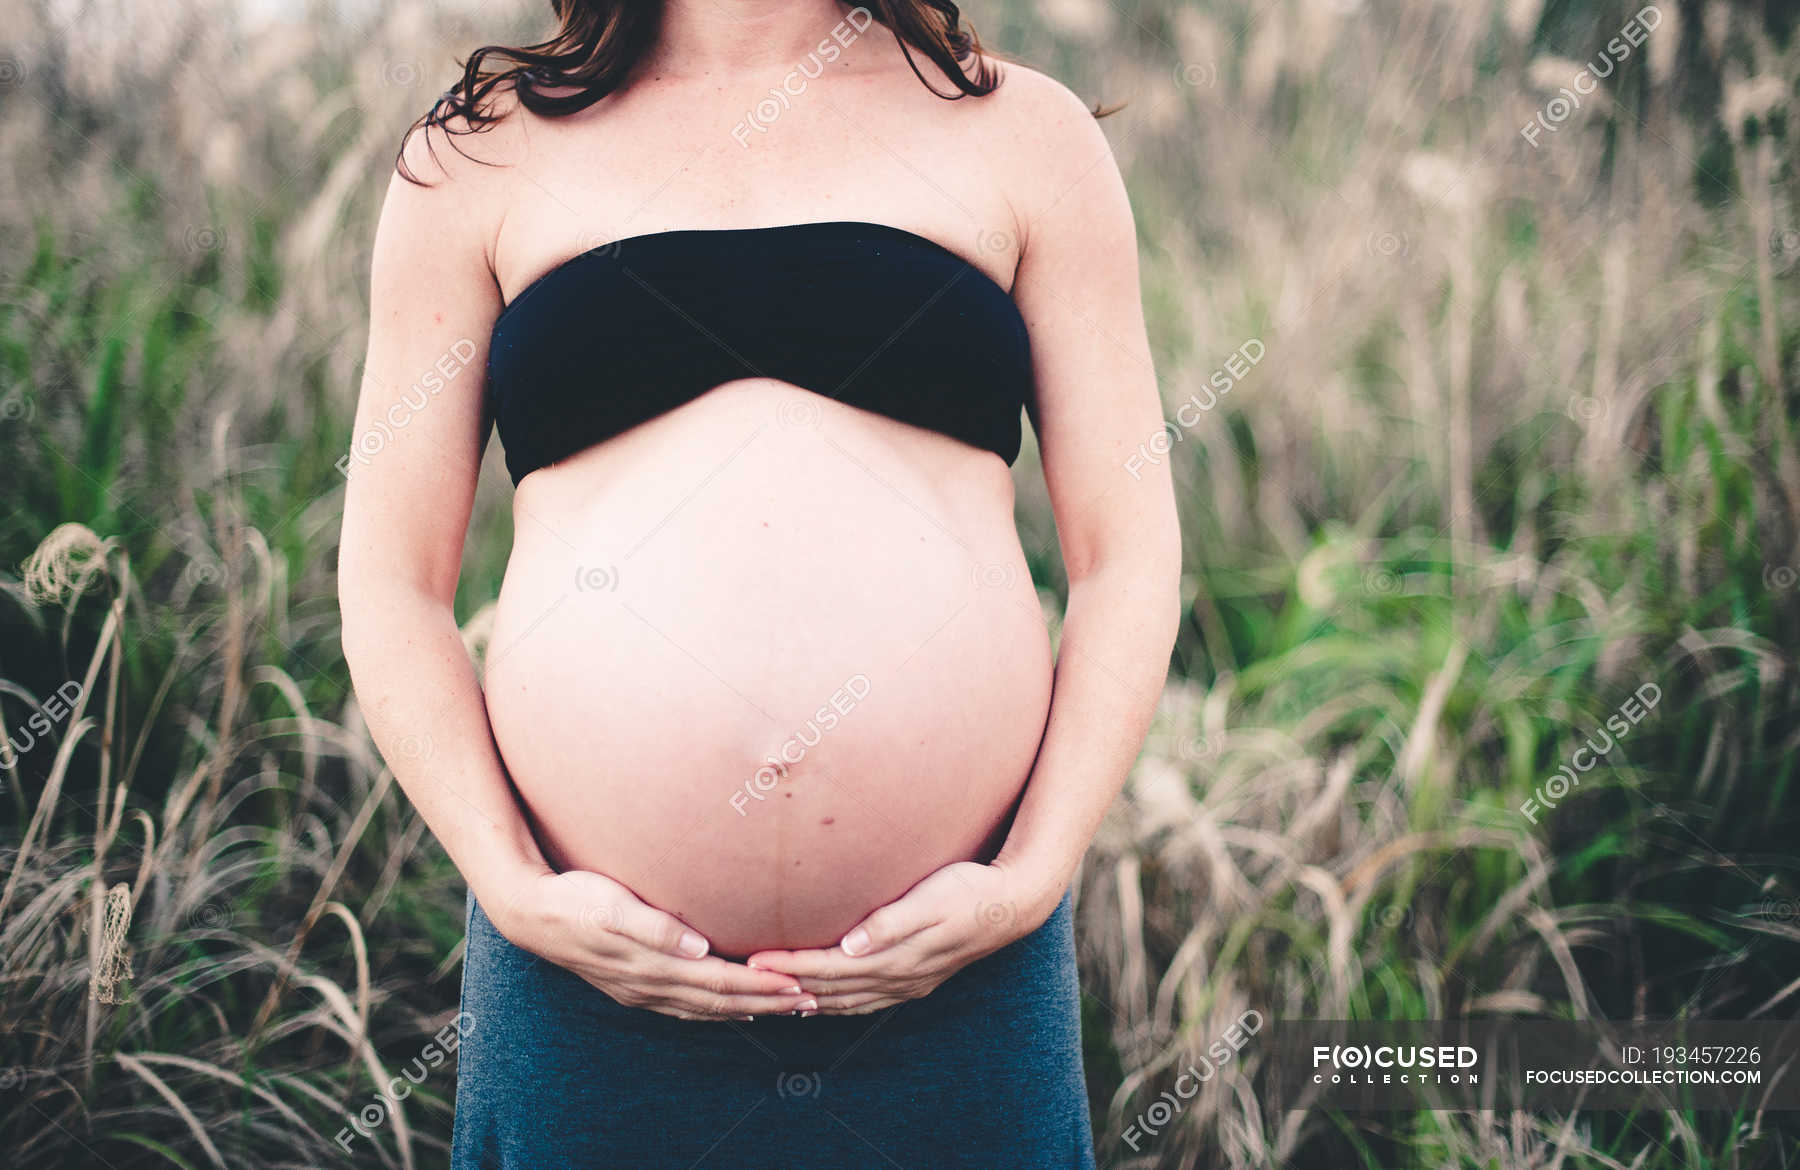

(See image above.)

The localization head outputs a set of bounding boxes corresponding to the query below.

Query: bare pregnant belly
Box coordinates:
[483,381,1053,956]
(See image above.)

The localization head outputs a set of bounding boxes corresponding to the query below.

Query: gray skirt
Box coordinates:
[450,888,1096,1168]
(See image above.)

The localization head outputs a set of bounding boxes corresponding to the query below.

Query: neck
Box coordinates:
[647,0,865,77]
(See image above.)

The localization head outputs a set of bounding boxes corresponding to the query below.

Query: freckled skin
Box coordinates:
[486,383,1053,956]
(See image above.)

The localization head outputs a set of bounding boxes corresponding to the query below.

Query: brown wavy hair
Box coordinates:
[397,1,1007,184]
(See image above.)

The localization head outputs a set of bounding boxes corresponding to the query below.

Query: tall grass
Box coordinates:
[1,0,1796,1166]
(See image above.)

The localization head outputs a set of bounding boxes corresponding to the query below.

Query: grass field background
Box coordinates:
[2,0,1798,1166]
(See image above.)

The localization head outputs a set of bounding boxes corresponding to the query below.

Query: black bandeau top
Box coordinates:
[486,220,1034,485]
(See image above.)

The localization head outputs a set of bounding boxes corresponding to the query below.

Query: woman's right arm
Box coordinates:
[337,117,809,1019]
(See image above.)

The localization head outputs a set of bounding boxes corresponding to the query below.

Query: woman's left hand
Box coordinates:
[744,860,1059,1015]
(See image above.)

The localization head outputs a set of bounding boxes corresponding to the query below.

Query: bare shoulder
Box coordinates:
[381,82,538,271]
[972,60,1130,250]
[980,61,1110,154]
[983,59,1101,122]
[395,79,533,188]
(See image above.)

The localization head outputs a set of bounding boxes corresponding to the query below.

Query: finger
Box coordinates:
[743,921,923,971]
[782,974,893,995]
[575,974,810,1019]
[810,994,903,1015]
[782,950,946,995]
[655,987,819,1020]
[753,931,957,989]
[744,946,855,979]
[835,895,942,958]
[648,954,812,998]
[749,926,944,977]
[608,898,713,959]
[808,970,951,1011]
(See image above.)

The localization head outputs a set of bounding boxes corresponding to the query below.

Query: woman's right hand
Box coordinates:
[483,869,815,1021]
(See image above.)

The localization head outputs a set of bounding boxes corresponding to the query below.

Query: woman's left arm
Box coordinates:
[748,73,1182,1013]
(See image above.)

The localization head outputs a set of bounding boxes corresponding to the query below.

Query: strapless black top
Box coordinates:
[485,220,1034,485]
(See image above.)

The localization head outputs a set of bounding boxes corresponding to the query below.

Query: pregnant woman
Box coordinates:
[337,1,1179,1165]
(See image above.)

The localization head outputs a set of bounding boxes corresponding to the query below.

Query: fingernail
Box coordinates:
[782,984,802,994]
[841,928,869,956]
[739,1015,755,1021]
[746,959,764,970]
[677,930,708,958]
[799,1009,817,1018]
[796,997,817,1012]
